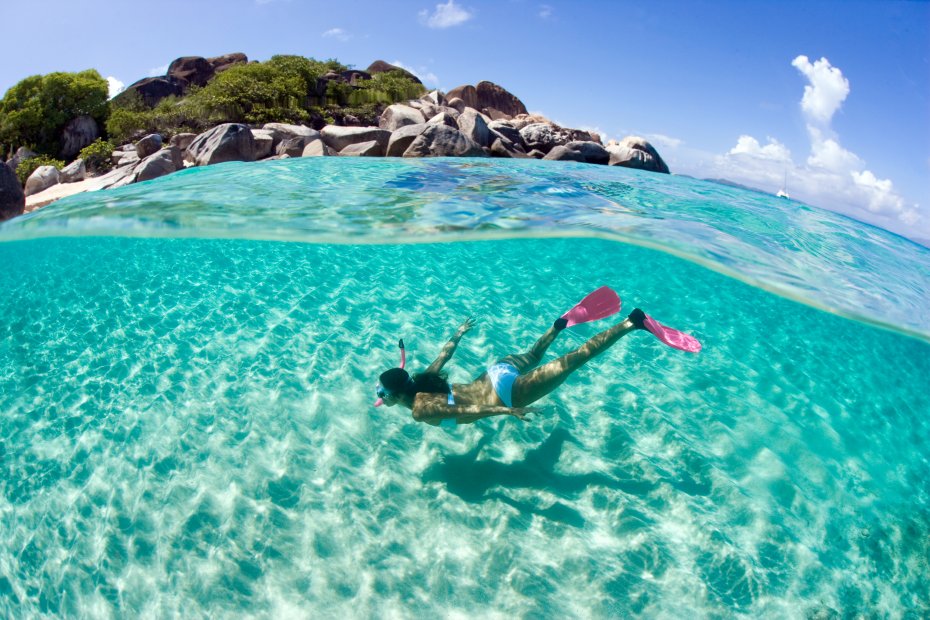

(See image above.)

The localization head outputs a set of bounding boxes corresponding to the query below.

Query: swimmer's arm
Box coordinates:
[425,316,476,374]
[413,400,535,424]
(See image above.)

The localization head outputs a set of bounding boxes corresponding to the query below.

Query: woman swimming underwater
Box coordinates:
[373,287,701,428]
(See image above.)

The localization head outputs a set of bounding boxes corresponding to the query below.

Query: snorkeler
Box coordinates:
[373,287,700,428]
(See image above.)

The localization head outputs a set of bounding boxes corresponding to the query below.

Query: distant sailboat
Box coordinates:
[776,169,790,199]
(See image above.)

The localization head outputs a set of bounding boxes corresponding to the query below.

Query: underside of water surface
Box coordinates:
[1,159,928,617]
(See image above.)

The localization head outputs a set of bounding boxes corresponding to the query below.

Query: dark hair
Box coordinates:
[379,368,449,397]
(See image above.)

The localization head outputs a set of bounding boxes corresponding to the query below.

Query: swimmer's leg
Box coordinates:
[500,317,570,373]
[511,310,645,407]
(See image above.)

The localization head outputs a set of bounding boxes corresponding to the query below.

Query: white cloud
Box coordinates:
[106,76,124,99]
[728,135,790,161]
[539,4,553,19]
[390,59,439,87]
[791,55,849,125]
[419,0,473,28]
[147,63,169,77]
[322,27,351,41]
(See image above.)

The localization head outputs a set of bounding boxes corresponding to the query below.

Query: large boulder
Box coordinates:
[445,85,478,110]
[542,145,586,162]
[379,105,425,132]
[208,53,248,74]
[427,112,458,129]
[134,146,183,182]
[476,81,527,118]
[607,136,670,174]
[59,116,100,160]
[447,98,466,113]
[24,165,60,197]
[488,121,525,147]
[562,141,609,165]
[386,123,429,157]
[456,109,490,147]
[262,123,320,150]
[169,133,197,150]
[403,124,487,158]
[320,126,391,153]
[339,140,384,157]
[167,56,215,88]
[185,123,256,166]
[490,137,528,158]
[135,133,163,159]
[0,163,25,221]
[519,123,561,154]
[116,76,184,108]
[301,139,337,157]
[6,147,37,173]
[251,129,275,159]
[276,137,313,157]
[117,151,140,168]
[366,60,423,85]
[59,158,86,183]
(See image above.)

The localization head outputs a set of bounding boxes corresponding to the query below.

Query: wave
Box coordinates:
[3,157,929,342]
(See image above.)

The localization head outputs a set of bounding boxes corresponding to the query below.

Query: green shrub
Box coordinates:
[0,70,109,157]
[16,155,65,186]
[106,93,202,144]
[350,70,426,105]
[77,138,115,173]
[184,62,309,125]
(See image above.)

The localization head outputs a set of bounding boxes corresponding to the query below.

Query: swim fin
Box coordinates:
[642,313,702,353]
[560,286,622,327]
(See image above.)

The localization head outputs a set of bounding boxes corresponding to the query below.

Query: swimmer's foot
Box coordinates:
[560,286,621,328]
[635,309,702,353]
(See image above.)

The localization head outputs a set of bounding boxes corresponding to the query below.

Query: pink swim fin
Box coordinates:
[642,313,702,353]
[561,286,622,327]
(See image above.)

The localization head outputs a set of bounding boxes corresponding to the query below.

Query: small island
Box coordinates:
[0,53,669,221]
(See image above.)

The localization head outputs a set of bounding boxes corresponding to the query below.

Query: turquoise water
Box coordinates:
[1,159,929,617]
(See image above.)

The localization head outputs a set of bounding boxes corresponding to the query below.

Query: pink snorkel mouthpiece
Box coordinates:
[373,339,406,407]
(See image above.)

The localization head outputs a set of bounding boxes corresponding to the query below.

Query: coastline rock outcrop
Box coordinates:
[321,126,391,153]
[251,130,274,159]
[185,123,256,166]
[24,166,61,196]
[134,146,183,182]
[60,159,86,183]
[136,134,163,159]
[366,60,423,85]
[606,136,669,173]
[302,139,336,157]
[457,109,491,147]
[386,123,429,157]
[340,140,384,157]
[446,81,527,120]
[379,105,425,131]
[519,123,561,154]
[0,163,25,221]
[403,125,486,158]
[169,133,197,150]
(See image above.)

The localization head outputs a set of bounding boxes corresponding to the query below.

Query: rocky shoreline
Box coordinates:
[1,56,670,220]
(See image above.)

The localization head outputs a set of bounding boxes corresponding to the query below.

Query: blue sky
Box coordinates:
[2,0,928,241]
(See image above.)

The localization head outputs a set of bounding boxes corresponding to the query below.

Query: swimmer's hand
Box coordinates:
[456,316,477,337]
[508,407,542,421]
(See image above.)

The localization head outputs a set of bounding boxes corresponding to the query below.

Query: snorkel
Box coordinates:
[373,339,406,407]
